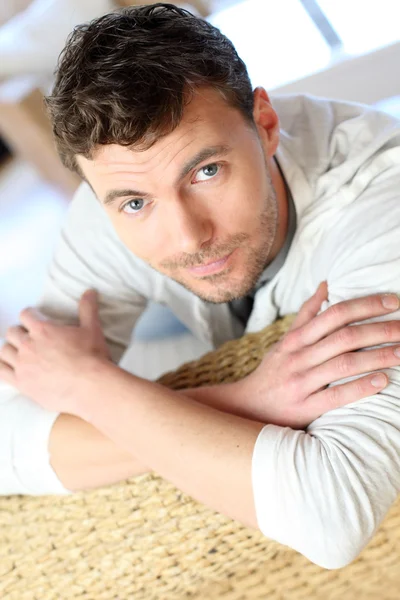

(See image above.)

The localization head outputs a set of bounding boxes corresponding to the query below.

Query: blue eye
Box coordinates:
[122,199,146,214]
[195,163,220,182]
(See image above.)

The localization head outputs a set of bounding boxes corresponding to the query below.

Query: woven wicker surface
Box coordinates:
[2,314,400,599]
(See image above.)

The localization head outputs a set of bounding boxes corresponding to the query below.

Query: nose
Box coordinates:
[166,198,214,254]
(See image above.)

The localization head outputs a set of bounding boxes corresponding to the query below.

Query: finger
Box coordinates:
[302,345,400,395]
[304,372,388,420]
[288,292,400,352]
[0,342,18,368]
[6,325,29,349]
[79,290,101,333]
[289,281,328,332]
[294,319,400,372]
[0,360,15,386]
[19,307,50,333]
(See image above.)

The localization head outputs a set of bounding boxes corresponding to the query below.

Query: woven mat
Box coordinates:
[2,314,400,600]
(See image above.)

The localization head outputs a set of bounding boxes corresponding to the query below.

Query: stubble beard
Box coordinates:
[159,185,279,304]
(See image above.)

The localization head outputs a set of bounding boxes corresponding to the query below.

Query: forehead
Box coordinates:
[78,88,250,175]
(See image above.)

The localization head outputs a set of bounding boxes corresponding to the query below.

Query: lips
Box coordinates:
[187,250,234,276]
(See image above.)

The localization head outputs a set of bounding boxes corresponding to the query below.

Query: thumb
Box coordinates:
[79,289,101,333]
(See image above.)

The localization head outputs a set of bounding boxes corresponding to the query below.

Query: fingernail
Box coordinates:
[371,374,387,388]
[382,294,400,310]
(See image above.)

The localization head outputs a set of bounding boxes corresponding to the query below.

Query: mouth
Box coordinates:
[187,250,235,277]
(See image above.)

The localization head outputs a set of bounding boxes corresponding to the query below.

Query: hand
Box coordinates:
[0,290,110,414]
[240,282,400,429]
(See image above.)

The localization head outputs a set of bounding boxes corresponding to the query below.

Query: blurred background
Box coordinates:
[0,0,400,379]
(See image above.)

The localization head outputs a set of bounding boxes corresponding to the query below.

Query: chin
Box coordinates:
[163,244,270,303]
[186,273,257,304]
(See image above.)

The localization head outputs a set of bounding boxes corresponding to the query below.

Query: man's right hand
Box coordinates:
[239,282,400,429]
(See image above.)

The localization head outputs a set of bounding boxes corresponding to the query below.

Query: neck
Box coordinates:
[268,156,289,262]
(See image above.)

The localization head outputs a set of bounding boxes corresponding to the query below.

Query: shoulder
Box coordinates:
[272,94,400,188]
[271,93,400,138]
[311,161,400,303]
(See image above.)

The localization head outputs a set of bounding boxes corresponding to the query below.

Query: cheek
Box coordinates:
[108,214,167,264]
[214,176,264,230]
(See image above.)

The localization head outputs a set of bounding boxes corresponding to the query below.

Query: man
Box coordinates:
[1,3,400,570]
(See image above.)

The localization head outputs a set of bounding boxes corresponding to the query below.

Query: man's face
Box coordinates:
[78,87,281,303]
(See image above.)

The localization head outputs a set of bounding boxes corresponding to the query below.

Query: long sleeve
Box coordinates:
[0,183,148,495]
[252,158,400,569]
[0,379,72,495]
[252,395,400,569]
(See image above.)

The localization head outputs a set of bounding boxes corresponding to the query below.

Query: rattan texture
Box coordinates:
[2,314,400,599]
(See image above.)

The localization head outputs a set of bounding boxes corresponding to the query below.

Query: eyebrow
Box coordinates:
[103,144,232,206]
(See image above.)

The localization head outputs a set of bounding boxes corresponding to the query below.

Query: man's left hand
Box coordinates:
[0,290,110,415]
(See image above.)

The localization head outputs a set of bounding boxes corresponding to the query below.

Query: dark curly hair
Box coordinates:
[45,2,255,175]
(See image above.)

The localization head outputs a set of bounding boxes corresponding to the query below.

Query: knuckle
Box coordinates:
[280,330,297,353]
[377,346,391,362]
[336,353,354,375]
[327,302,343,321]
[326,384,341,410]
[291,371,305,396]
[33,321,46,336]
[355,377,368,397]
[364,295,379,311]
[19,336,32,351]
[335,326,354,347]
[367,295,379,309]
[286,350,305,377]
[382,321,396,340]
[281,348,296,371]
[35,320,52,337]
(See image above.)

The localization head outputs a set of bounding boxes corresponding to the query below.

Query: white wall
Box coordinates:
[271,40,400,105]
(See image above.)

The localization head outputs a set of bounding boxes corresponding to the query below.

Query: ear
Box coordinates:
[252,87,280,157]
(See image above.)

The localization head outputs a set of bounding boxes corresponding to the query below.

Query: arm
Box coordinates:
[69,362,265,529]
[62,162,400,568]
[47,382,246,493]
[5,280,400,567]
[0,183,147,496]
[54,323,400,565]
[47,364,255,492]
[250,162,400,569]
[48,413,149,492]
[251,386,400,569]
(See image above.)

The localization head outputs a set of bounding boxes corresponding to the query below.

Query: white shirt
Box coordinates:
[1,94,400,569]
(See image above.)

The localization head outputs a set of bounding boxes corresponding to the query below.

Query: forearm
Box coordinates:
[48,413,150,492]
[75,361,264,528]
[47,380,248,494]
[182,380,249,418]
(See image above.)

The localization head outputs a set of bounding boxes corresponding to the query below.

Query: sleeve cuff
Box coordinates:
[251,423,303,545]
[251,424,281,535]
[0,387,73,496]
